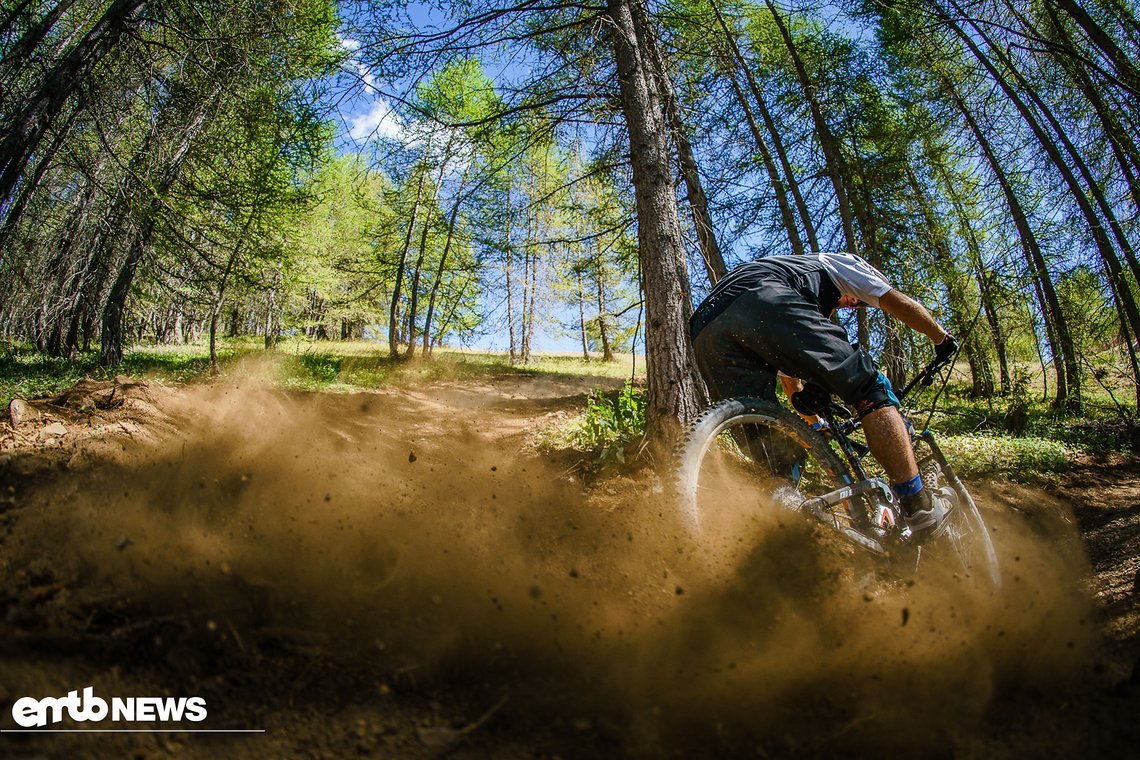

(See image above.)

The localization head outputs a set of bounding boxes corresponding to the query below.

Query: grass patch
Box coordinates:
[937,433,1072,478]
[903,370,1135,458]
[0,339,263,409]
[0,338,643,407]
[0,338,1118,479]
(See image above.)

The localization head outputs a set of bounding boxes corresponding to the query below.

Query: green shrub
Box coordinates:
[574,380,647,463]
[1004,366,1031,435]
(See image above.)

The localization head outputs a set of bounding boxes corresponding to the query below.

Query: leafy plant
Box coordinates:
[1004,365,1032,435]
[574,381,647,463]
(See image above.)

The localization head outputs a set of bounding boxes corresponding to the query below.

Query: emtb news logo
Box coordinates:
[11,687,207,728]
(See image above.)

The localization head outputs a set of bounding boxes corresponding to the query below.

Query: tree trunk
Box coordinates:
[907,166,993,397]
[100,100,208,366]
[944,75,1076,408]
[721,57,803,256]
[1042,1,1140,213]
[389,168,427,360]
[937,161,1011,394]
[609,0,702,446]
[766,0,859,256]
[0,0,80,85]
[423,170,469,356]
[710,0,818,253]
[520,200,534,363]
[638,0,727,282]
[965,6,1140,308]
[0,0,146,211]
[940,5,1109,408]
[595,250,614,362]
[524,218,538,363]
[1048,0,1140,96]
[577,269,590,360]
[406,148,452,359]
[505,184,517,363]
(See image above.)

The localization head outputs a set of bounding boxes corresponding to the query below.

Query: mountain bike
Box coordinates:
[674,354,1002,587]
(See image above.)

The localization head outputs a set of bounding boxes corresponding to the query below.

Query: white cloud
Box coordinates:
[356,62,377,92]
[349,98,404,142]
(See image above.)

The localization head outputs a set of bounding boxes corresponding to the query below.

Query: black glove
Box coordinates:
[791,382,830,417]
[934,333,958,364]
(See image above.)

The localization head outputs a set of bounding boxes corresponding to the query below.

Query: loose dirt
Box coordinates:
[0,369,1137,758]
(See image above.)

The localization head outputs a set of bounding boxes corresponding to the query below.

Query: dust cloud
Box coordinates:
[4,376,1097,754]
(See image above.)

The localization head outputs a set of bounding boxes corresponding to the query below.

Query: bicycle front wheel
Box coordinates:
[673,398,853,547]
[916,434,1002,588]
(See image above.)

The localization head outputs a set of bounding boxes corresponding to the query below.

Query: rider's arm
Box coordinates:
[878,289,950,344]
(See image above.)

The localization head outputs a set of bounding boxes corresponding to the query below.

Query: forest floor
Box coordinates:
[0,361,1138,758]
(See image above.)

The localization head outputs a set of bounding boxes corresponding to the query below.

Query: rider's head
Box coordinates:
[836,294,867,310]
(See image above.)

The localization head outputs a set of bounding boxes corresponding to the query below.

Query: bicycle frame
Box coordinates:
[804,354,957,554]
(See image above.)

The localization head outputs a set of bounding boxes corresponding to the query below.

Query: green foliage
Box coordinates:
[0,342,89,408]
[573,381,647,463]
[0,340,254,410]
[938,433,1071,478]
[1004,365,1032,434]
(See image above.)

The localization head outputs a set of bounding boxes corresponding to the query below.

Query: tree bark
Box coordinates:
[609,0,702,446]
[389,168,427,359]
[638,0,727,282]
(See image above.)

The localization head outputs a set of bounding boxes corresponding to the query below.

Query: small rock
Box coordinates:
[114,536,133,551]
[408,451,417,463]
[39,421,67,438]
[416,726,462,751]
[8,398,35,426]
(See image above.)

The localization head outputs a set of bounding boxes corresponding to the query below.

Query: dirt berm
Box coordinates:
[0,371,1137,757]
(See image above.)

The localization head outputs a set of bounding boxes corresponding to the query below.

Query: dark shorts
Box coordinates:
[691,276,896,418]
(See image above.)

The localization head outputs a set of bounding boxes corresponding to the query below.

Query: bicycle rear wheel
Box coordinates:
[673,398,855,552]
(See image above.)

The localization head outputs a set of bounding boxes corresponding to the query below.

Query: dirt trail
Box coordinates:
[0,372,1138,758]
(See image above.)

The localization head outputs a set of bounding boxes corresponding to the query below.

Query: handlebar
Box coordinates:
[897,346,959,403]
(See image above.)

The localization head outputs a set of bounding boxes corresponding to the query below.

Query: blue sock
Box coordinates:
[892,473,924,499]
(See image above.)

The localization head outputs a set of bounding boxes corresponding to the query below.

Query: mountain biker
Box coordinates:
[689,252,959,540]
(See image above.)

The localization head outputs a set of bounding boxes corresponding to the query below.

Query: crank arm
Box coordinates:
[800,479,895,556]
